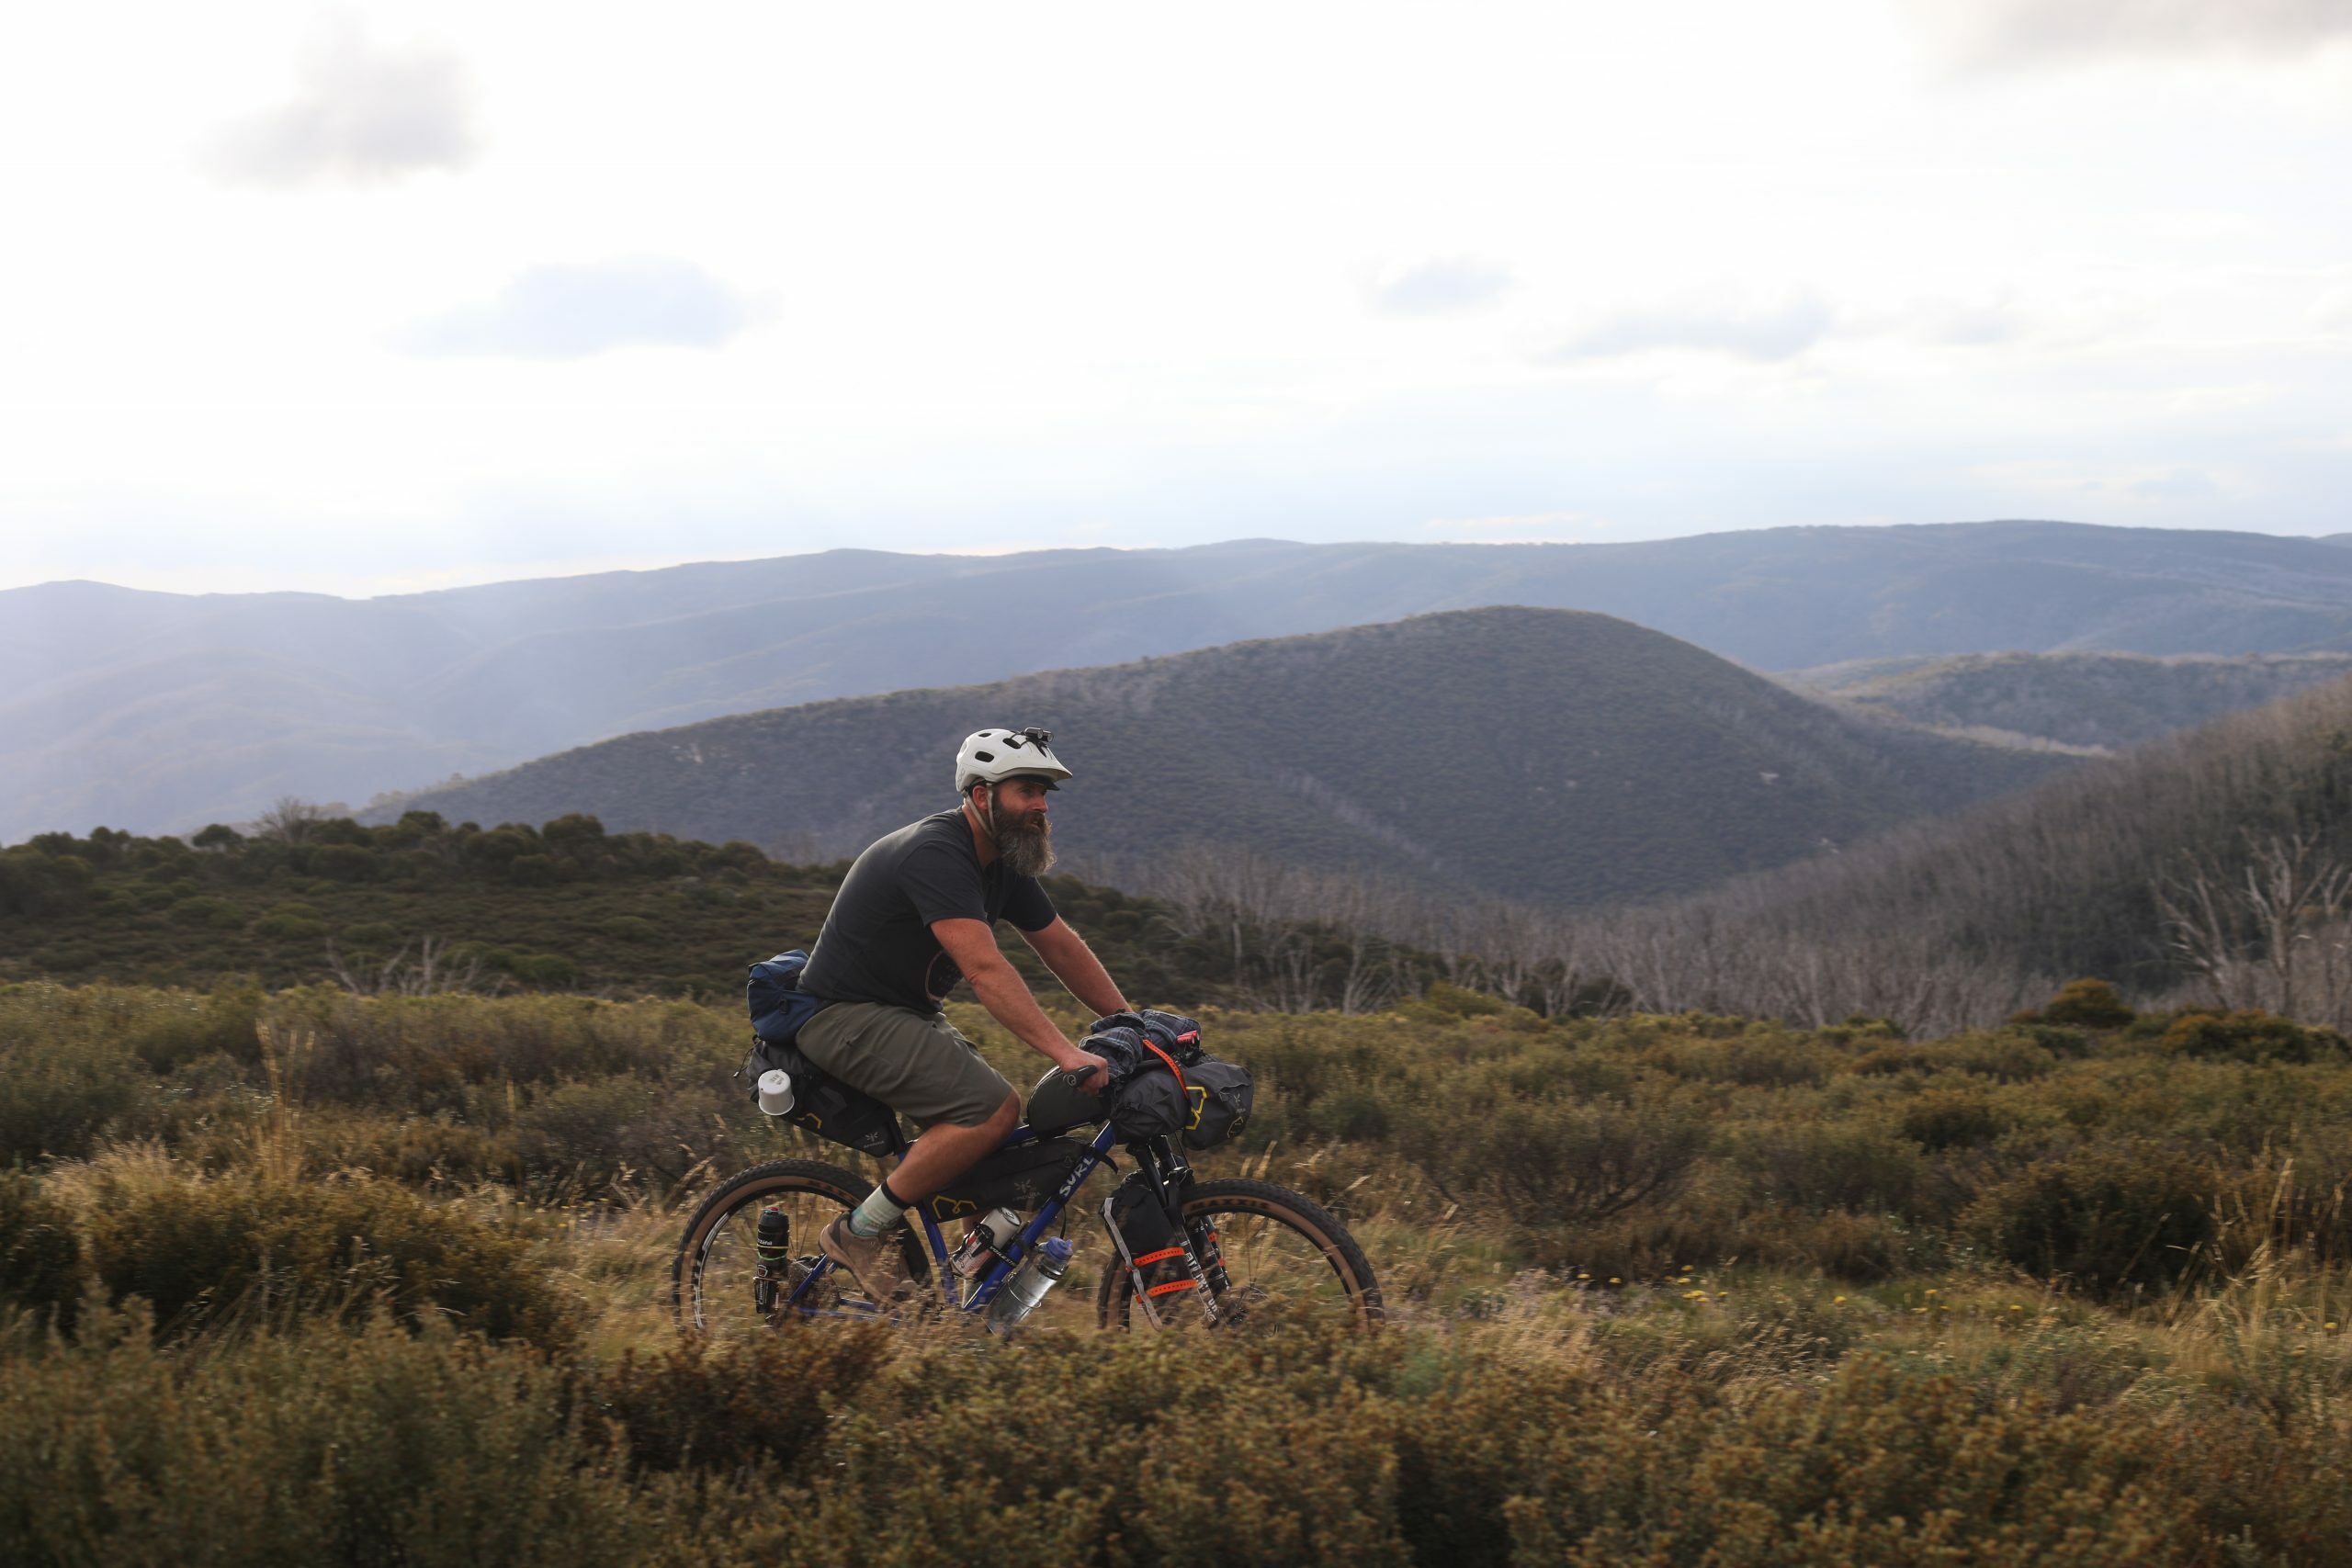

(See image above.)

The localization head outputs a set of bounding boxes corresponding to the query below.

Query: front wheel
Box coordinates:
[672,1159,932,1337]
[1096,1178,1382,1332]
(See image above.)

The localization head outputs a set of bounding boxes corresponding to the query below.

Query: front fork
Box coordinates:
[1146,1141,1227,1325]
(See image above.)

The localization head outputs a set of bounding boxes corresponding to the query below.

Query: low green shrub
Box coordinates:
[1497,1355,2199,1564]
[1897,1085,2017,1151]
[1728,1122,1926,1219]
[169,896,245,930]
[594,1325,894,1473]
[1401,1095,1708,1226]
[81,1167,571,1348]
[0,1315,653,1568]
[1961,1140,2220,1301]
[1849,1031,2059,1082]
[2159,1009,2350,1065]
[2016,976,2136,1030]
[0,1170,82,1333]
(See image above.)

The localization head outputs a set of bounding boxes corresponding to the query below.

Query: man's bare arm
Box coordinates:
[1018,918,1129,1019]
[931,918,1103,1084]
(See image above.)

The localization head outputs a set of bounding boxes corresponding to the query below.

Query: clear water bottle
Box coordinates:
[985,1235,1074,1334]
[756,1068,796,1116]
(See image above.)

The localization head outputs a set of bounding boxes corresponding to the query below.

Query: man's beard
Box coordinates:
[989,797,1057,876]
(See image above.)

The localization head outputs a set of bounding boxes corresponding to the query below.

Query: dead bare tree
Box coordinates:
[325,934,492,997]
[2158,833,2352,1025]
[254,796,327,844]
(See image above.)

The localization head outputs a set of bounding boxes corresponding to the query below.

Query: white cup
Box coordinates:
[756,1068,796,1116]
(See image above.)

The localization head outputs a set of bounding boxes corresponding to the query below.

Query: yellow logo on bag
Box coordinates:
[1185,1084,1207,1130]
[927,1195,978,1222]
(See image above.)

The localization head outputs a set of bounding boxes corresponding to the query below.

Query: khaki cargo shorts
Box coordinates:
[794,1001,1014,1130]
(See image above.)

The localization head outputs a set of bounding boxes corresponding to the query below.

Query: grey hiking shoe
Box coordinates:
[820,1214,912,1303]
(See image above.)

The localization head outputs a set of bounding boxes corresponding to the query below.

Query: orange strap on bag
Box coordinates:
[1137,1037,1188,1100]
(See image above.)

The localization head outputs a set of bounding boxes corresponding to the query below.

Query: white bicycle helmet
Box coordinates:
[955,727,1073,793]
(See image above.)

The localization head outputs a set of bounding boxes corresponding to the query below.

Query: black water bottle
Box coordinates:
[756,1207,790,1269]
[753,1206,790,1313]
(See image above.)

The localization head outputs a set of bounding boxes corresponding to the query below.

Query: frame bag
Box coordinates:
[922,1137,1090,1225]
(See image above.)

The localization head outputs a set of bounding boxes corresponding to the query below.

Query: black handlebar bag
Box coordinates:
[1180,1058,1253,1149]
[1083,1015,1253,1149]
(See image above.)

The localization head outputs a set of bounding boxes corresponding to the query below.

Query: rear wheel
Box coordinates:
[1096,1178,1382,1332]
[672,1159,932,1337]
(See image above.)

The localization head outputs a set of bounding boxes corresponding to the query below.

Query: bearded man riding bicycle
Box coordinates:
[800,726,1125,1303]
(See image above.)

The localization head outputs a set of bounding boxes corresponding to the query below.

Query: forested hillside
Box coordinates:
[1784,649,2352,751]
[367,609,2073,908]
[1507,670,2352,1032]
[16,519,2352,842]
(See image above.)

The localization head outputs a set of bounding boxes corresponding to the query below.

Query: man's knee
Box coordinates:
[935,1089,1018,1137]
[960,1090,1017,1136]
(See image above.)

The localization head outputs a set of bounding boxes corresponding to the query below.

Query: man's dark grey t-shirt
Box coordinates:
[801,810,1057,1012]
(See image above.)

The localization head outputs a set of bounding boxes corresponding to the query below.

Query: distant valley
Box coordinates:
[1781,650,2352,752]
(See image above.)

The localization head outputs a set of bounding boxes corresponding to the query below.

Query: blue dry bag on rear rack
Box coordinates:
[747,950,827,1044]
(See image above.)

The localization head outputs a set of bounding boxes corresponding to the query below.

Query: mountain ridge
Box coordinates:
[15,520,2352,842]
[366,606,2074,909]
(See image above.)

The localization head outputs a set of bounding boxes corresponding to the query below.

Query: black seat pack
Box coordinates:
[741,1036,899,1157]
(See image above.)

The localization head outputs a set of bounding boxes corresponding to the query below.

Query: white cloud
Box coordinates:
[203,17,480,188]
[403,258,753,359]
[1908,297,2032,347]
[1546,294,1836,365]
[1369,256,1515,317]
[1916,0,2352,69]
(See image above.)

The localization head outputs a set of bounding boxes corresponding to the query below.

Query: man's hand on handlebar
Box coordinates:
[1056,1053,1113,1097]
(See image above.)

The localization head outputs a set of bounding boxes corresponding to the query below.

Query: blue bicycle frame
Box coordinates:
[783,1116,1123,1318]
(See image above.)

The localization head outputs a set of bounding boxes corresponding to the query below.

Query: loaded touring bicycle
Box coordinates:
[673,957,1381,1335]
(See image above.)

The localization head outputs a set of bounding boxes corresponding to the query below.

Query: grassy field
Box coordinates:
[8,979,2352,1563]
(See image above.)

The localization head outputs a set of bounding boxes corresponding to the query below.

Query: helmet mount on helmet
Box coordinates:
[954,727,1072,798]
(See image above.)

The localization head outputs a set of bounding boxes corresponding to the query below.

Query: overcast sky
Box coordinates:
[4,0,2349,596]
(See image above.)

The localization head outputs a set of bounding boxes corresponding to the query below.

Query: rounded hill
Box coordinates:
[375,608,2070,908]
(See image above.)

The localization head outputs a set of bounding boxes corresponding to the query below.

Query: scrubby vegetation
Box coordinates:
[0,815,1457,1012]
[12,979,2352,1562]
